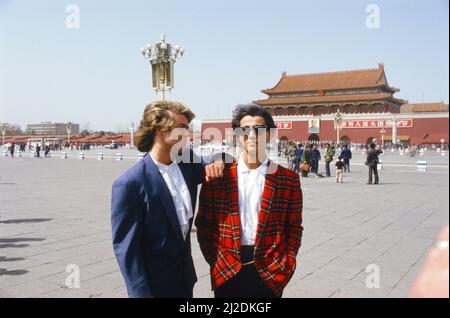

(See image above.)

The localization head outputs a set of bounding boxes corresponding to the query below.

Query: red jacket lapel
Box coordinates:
[226,162,241,251]
[255,160,279,248]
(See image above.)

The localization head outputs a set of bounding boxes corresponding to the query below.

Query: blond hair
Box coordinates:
[134,100,195,152]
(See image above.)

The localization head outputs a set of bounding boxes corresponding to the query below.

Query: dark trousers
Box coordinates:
[214,246,281,298]
[311,160,319,173]
[325,161,331,177]
[344,159,350,172]
[309,161,315,174]
[293,160,300,173]
[368,164,379,184]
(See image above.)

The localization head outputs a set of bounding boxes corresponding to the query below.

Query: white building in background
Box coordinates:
[25,122,79,135]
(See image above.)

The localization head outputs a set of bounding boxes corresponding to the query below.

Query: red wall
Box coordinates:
[201,117,449,144]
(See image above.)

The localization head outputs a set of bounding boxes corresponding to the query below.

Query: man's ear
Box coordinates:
[153,129,162,143]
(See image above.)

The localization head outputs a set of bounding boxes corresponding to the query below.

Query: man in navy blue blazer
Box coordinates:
[111,100,224,298]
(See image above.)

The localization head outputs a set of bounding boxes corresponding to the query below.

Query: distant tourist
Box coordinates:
[341,144,352,172]
[285,142,297,171]
[300,144,312,177]
[311,144,321,174]
[366,143,383,185]
[36,144,41,158]
[294,144,304,174]
[335,156,344,183]
[9,142,15,158]
[324,143,333,177]
[44,145,51,158]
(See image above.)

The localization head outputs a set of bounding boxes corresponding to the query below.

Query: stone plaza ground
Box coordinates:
[0,148,448,298]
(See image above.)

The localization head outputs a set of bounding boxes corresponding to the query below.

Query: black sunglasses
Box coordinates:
[236,125,269,136]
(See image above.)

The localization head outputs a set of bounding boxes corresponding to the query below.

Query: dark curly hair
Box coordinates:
[231,104,276,129]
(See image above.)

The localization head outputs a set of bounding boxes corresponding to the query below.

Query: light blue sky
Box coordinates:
[0,0,448,131]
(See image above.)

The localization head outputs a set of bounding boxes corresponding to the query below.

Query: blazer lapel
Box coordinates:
[143,154,185,247]
[177,163,193,190]
[226,162,241,252]
[255,160,278,248]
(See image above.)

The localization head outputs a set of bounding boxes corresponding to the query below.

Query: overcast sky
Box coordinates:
[0,0,448,131]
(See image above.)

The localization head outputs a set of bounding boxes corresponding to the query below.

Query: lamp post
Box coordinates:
[333,109,343,144]
[1,123,7,148]
[130,122,135,148]
[380,129,386,147]
[392,116,398,147]
[140,34,185,100]
[65,121,72,147]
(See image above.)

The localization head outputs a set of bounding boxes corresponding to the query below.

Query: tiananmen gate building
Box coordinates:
[201,64,449,145]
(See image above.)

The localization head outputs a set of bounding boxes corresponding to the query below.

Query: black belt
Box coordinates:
[241,245,255,266]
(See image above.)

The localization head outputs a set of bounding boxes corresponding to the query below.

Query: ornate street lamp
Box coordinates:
[130,122,135,148]
[140,34,185,100]
[380,128,386,146]
[65,121,72,146]
[333,109,343,144]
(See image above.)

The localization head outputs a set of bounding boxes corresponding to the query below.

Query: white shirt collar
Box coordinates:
[238,154,269,175]
[150,152,177,171]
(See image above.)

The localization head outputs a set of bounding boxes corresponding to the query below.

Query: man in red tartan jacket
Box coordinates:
[195,104,303,298]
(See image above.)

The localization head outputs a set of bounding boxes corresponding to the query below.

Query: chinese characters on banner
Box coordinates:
[341,119,413,129]
[276,122,293,129]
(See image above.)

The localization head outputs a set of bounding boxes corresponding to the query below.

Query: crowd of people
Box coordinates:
[1,141,132,158]
[276,140,448,184]
[279,141,355,183]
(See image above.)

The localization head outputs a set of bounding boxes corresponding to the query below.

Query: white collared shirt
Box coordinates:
[151,153,193,240]
[237,155,268,246]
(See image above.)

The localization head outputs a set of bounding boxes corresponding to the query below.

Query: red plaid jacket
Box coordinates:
[195,160,303,296]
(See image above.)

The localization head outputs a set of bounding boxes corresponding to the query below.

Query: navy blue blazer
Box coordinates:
[111,151,205,298]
